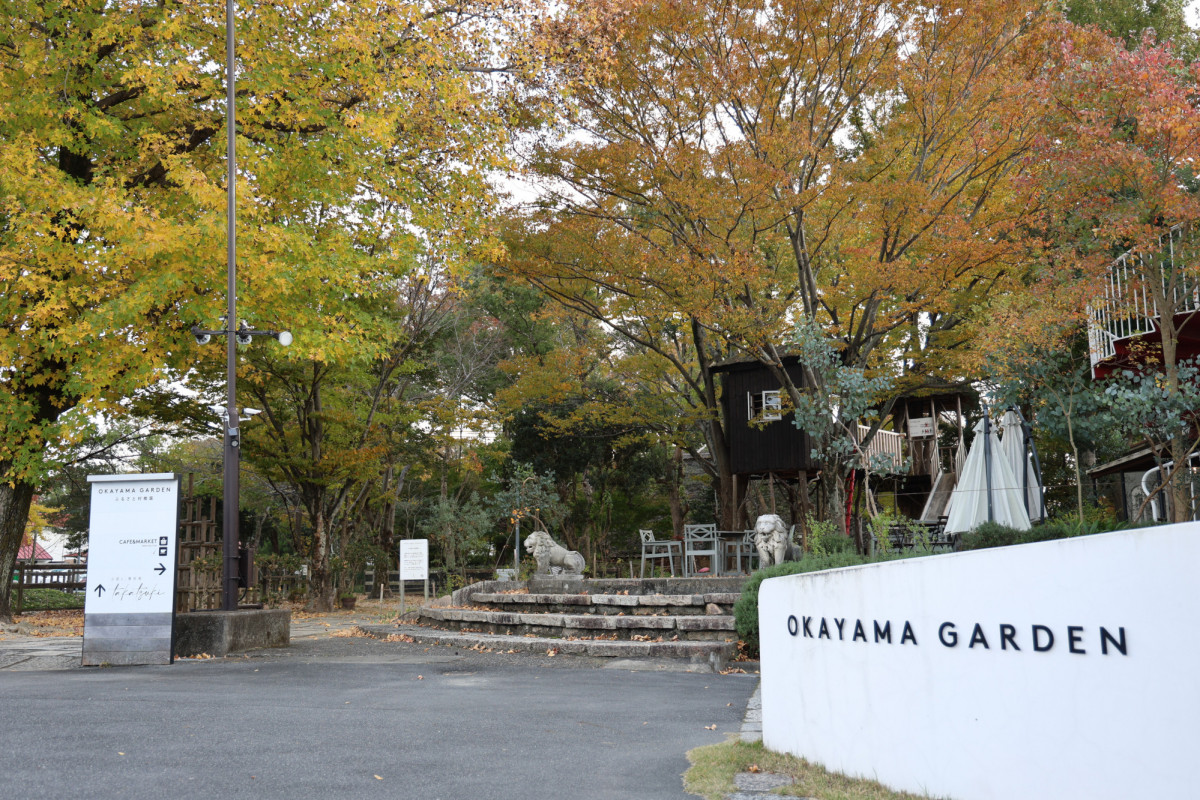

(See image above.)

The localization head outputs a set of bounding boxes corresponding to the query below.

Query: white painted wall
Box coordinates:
[759,524,1199,800]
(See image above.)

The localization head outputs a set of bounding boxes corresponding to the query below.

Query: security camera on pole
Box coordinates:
[188,0,292,613]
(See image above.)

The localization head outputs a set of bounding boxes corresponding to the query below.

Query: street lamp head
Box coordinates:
[191,326,212,345]
[275,330,293,347]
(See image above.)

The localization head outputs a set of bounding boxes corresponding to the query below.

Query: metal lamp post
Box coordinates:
[189,0,292,612]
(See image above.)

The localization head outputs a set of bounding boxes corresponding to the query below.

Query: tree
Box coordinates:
[503,0,1053,531]
[0,0,543,620]
[1062,0,1198,57]
[1034,28,1200,522]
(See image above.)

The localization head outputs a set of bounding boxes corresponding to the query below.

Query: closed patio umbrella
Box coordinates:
[944,415,1032,534]
[999,409,1045,523]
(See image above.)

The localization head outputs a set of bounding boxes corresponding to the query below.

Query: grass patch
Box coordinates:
[685,739,936,800]
[20,588,85,611]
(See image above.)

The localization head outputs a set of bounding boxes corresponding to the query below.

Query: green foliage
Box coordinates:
[734,552,893,657]
[958,515,1140,551]
[789,320,895,472]
[19,588,84,611]
[420,494,494,574]
[1063,0,1198,57]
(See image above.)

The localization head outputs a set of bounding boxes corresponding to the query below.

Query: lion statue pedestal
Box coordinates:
[524,531,586,592]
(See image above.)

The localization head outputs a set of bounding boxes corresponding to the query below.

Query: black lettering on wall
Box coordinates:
[802,617,813,638]
[1068,626,1086,655]
[818,618,830,639]
[969,623,989,649]
[1033,625,1054,652]
[939,622,958,648]
[853,620,867,642]
[787,616,799,637]
[901,622,917,645]
[1000,624,1019,651]
[874,621,891,644]
[834,618,846,640]
[1100,627,1128,656]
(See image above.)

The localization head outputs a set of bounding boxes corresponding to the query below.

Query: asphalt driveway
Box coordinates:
[0,631,757,800]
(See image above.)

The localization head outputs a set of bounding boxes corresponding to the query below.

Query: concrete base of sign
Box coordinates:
[174,609,290,658]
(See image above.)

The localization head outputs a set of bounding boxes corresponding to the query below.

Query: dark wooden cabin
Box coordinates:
[713,358,816,477]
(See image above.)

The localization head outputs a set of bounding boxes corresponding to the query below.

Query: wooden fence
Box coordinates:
[12,562,87,613]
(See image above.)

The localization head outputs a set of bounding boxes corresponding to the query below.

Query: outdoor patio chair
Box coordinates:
[683,523,720,576]
[639,529,682,578]
[722,530,758,574]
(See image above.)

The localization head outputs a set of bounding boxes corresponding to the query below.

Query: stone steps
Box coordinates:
[359,624,737,672]
[414,577,747,671]
[469,591,741,616]
[420,606,736,640]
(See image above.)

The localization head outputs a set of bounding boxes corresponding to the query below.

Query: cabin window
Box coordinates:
[747,390,783,422]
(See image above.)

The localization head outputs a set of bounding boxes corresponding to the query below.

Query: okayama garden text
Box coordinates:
[786,615,1128,656]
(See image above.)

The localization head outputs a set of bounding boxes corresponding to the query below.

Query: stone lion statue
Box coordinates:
[754,514,801,568]
[524,530,586,575]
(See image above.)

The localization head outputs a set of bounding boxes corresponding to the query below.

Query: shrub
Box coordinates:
[959,516,1143,551]
[20,588,84,611]
[734,552,877,657]
[958,521,1027,550]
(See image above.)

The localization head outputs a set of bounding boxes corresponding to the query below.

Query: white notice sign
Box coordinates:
[399,539,429,581]
[82,473,180,666]
[907,417,935,438]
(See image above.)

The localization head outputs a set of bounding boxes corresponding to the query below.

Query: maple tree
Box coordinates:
[0,0,541,620]
[1029,27,1200,522]
[502,0,1054,535]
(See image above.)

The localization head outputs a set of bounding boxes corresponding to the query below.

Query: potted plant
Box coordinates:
[339,592,357,610]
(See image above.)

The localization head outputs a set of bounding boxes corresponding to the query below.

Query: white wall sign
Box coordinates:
[399,539,429,581]
[82,473,180,666]
[758,524,1200,800]
[907,416,935,438]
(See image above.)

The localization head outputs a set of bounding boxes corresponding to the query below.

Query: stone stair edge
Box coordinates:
[358,624,736,661]
[420,607,736,631]
[470,591,742,606]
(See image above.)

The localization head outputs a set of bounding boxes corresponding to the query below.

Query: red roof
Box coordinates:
[17,542,53,560]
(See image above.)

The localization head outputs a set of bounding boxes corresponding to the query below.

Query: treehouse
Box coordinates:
[713,358,973,524]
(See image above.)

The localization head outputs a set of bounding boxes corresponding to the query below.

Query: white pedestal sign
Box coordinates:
[82,473,180,666]
[399,539,429,606]
[400,539,429,581]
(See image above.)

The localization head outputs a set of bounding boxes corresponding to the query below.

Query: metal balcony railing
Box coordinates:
[1088,226,1194,374]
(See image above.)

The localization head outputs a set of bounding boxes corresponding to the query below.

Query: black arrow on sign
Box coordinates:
[93,584,106,597]
[155,563,166,575]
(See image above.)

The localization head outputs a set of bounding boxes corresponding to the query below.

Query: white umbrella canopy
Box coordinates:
[944,416,1032,534]
[999,409,1045,523]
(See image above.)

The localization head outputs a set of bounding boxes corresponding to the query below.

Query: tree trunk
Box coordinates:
[0,475,37,623]
[819,462,849,537]
[307,507,334,611]
[667,446,687,537]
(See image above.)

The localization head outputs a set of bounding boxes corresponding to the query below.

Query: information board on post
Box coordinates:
[82,473,181,666]
[399,538,429,606]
